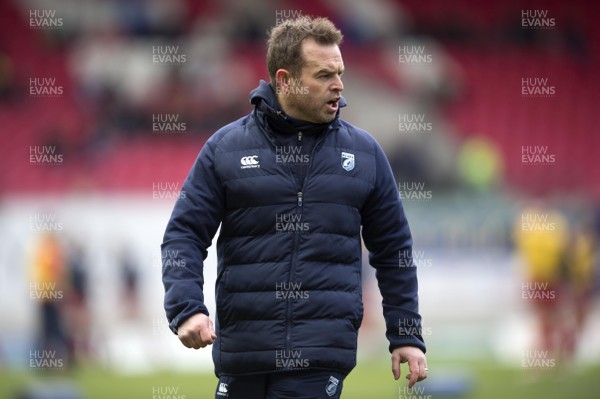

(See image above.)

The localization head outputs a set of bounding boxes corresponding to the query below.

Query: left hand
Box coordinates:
[391,346,428,388]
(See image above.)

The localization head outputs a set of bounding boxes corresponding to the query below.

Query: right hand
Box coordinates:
[177,313,217,349]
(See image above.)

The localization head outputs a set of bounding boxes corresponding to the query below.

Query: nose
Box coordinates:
[332,74,344,92]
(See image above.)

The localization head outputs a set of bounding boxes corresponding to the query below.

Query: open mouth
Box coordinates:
[326,98,340,111]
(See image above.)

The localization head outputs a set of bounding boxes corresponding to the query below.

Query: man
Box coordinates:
[162,16,427,398]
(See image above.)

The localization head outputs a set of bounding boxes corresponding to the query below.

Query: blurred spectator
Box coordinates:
[118,246,140,319]
[457,136,503,192]
[562,221,597,363]
[29,232,70,370]
[512,204,598,369]
[513,205,569,368]
[64,240,91,366]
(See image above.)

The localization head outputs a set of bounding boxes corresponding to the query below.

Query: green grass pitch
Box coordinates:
[2,359,599,399]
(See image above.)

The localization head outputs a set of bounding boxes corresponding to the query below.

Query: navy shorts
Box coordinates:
[215,370,346,399]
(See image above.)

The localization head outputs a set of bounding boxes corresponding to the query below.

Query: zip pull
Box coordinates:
[298,131,302,142]
[297,192,303,206]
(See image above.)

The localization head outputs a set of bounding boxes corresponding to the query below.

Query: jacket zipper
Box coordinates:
[254,112,338,353]
[286,190,302,350]
[284,129,330,352]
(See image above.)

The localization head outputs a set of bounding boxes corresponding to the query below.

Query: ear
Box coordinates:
[275,69,291,94]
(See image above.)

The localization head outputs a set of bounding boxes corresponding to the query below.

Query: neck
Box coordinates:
[276,94,310,123]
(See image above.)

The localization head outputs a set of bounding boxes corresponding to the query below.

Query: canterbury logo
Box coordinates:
[216,382,229,397]
[240,155,260,169]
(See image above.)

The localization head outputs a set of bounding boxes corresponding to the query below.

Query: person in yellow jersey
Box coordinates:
[513,205,569,366]
[29,232,70,368]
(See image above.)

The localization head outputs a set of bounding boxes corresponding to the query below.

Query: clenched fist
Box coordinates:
[177,313,217,349]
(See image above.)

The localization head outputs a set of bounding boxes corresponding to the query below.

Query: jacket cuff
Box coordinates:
[386,315,427,354]
[168,305,209,334]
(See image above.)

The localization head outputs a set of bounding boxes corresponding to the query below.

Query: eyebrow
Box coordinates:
[313,64,344,75]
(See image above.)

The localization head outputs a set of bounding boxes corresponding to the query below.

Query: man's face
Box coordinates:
[277,38,344,124]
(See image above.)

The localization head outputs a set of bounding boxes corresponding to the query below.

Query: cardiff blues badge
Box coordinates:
[325,376,339,397]
[341,152,355,171]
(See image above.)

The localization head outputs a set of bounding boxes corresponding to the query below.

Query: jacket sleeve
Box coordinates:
[360,140,426,354]
[161,138,224,334]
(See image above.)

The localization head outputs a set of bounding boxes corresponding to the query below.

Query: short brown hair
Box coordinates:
[266,16,343,83]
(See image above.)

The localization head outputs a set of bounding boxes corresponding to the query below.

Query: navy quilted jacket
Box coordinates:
[162,81,425,377]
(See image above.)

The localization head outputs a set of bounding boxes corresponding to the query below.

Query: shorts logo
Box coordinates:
[217,382,229,397]
[325,376,339,397]
[240,155,260,169]
[341,152,354,171]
